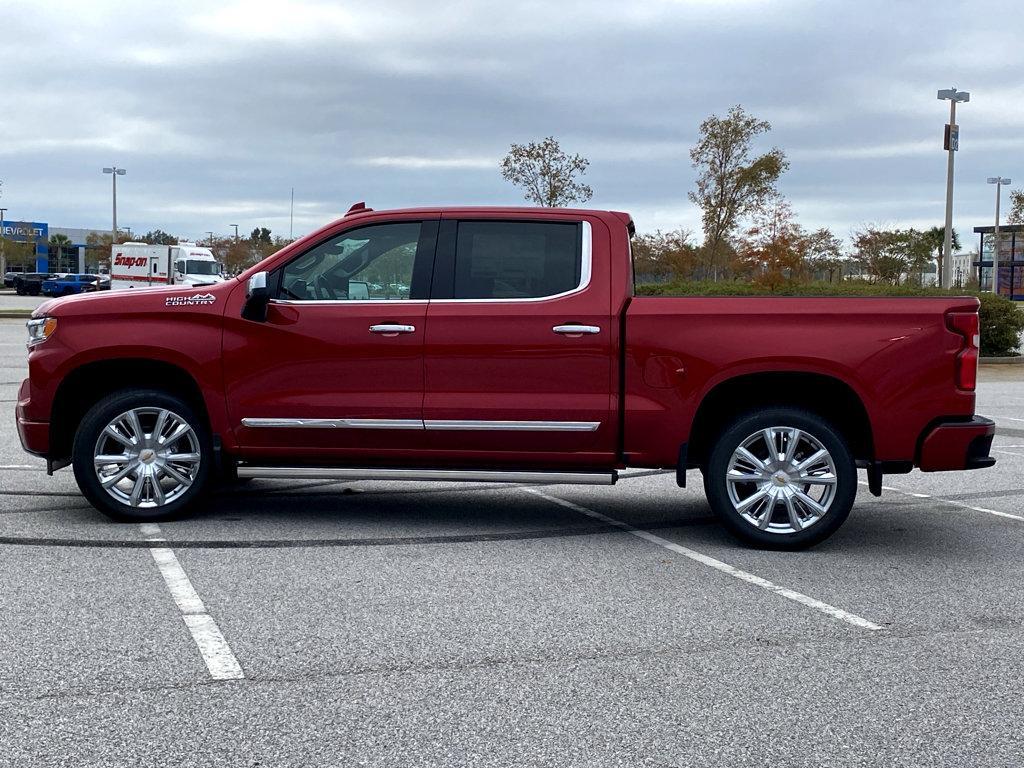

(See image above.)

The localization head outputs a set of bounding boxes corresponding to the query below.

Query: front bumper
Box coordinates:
[15,378,49,457]
[919,416,996,472]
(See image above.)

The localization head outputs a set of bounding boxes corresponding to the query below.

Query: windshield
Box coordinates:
[185,260,220,276]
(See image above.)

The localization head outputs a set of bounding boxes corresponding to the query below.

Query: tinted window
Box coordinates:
[454,221,580,299]
[280,222,421,301]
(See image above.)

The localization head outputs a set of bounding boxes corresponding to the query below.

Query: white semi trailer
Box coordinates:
[110,243,225,290]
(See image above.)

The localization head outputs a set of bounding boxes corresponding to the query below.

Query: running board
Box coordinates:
[235,466,618,485]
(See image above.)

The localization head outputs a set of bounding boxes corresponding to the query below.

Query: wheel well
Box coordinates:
[50,359,209,464]
[687,372,873,467]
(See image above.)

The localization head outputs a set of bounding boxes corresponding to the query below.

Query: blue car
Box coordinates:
[41,274,103,297]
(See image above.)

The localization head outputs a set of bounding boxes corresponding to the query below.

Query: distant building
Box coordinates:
[0,219,108,272]
[972,223,1023,300]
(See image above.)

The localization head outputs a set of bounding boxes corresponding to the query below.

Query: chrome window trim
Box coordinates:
[430,220,593,304]
[269,299,428,306]
[241,418,601,432]
[267,220,592,305]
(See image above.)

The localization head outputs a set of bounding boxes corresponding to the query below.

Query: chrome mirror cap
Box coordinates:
[247,271,268,298]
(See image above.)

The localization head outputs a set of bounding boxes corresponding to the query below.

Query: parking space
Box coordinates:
[1,317,1023,765]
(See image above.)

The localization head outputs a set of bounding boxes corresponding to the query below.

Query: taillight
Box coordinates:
[946,311,979,391]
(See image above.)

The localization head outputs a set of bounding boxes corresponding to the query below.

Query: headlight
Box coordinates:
[26,317,57,348]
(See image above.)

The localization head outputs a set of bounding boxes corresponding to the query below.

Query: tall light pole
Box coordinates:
[0,206,6,277]
[206,231,215,247]
[937,88,969,289]
[230,223,239,241]
[102,166,126,245]
[987,176,1011,295]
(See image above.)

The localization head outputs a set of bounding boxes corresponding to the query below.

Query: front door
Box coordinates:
[223,218,437,463]
[422,215,615,468]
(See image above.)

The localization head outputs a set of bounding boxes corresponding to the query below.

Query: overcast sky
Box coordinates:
[1,0,1020,250]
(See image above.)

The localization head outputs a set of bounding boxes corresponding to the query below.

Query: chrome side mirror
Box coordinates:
[242,271,270,322]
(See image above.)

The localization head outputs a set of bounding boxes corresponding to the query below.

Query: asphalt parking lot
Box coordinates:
[1,318,1023,766]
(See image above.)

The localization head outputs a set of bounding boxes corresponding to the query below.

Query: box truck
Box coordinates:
[110,243,225,290]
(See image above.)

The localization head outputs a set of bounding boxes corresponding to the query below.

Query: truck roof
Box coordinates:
[340,205,633,227]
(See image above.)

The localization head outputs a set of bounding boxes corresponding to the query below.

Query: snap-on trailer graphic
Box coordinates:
[110,243,224,290]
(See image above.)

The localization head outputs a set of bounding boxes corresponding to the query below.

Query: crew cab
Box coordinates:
[41,274,104,297]
[16,205,996,548]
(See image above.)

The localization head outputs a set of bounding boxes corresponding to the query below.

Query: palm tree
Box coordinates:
[923,226,961,287]
[48,234,72,272]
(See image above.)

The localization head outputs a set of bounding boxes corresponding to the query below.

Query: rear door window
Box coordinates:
[452,221,581,300]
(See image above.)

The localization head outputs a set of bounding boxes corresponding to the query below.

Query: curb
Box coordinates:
[0,310,33,319]
[980,356,1024,365]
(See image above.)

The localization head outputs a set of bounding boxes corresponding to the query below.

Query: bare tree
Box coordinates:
[689,105,788,279]
[500,136,593,207]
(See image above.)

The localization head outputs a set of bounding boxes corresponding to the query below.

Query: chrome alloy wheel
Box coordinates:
[725,426,838,534]
[93,407,201,508]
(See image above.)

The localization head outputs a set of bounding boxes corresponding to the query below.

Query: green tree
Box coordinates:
[852,227,932,285]
[689,105,788,280]
[141,229,178,245]
[48,234,73,272]
[803,228,845,282]
[1008,189,1024,225]
[922,226,961,287]
[250,227,272,244]
[500,136,593,207]
[631,229,697,282]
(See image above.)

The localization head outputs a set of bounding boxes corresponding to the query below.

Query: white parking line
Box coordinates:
[140,522,244,681]
[860,481,1024,522]
[524,488,883,632]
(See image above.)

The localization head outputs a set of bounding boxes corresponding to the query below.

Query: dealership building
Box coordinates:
[1,220,109,273]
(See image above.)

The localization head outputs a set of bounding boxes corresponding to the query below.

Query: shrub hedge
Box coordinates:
[636,281,1024,357]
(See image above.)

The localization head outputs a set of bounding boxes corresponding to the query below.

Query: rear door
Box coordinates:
[422,214,615,467]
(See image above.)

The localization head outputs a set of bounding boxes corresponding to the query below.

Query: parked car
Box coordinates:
[41,274,104,297]
[16,204,995,548]
[14,273,54,296]
[4,268,29,288]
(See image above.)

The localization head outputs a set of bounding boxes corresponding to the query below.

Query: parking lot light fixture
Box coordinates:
[987,176,1011,294]
[102,166,126,246]
[937,88,969,288]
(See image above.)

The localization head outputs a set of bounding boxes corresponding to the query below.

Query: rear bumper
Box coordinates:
[15,378,49,457]
[919,416,996,472]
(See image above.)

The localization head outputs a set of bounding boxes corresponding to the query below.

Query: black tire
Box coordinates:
[703,407,856,550]
[72,389,212,522]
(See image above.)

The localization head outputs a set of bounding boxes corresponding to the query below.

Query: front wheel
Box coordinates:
[703,408,856,549]
[72,389,212,522]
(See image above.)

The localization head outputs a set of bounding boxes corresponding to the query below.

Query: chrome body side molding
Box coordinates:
[235,466,617,485]
[242,418,602,432]
[240,418,424,430]
[423,420,600,432]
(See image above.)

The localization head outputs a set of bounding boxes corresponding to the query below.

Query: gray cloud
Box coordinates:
[1,0,1019,250]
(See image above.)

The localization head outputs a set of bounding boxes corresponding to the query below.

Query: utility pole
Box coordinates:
[102,166,126,246]
[987,176,1011,295]
[937,88,969,289]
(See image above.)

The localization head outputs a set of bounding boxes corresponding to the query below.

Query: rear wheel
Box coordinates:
[72,389,212,522]
[703,408,856,549]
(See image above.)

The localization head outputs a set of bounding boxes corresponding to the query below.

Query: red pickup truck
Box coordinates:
[16,204,995,548]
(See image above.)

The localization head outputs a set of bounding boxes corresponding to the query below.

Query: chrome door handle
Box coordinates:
[369,324,416,334]
[553,324,601,335]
